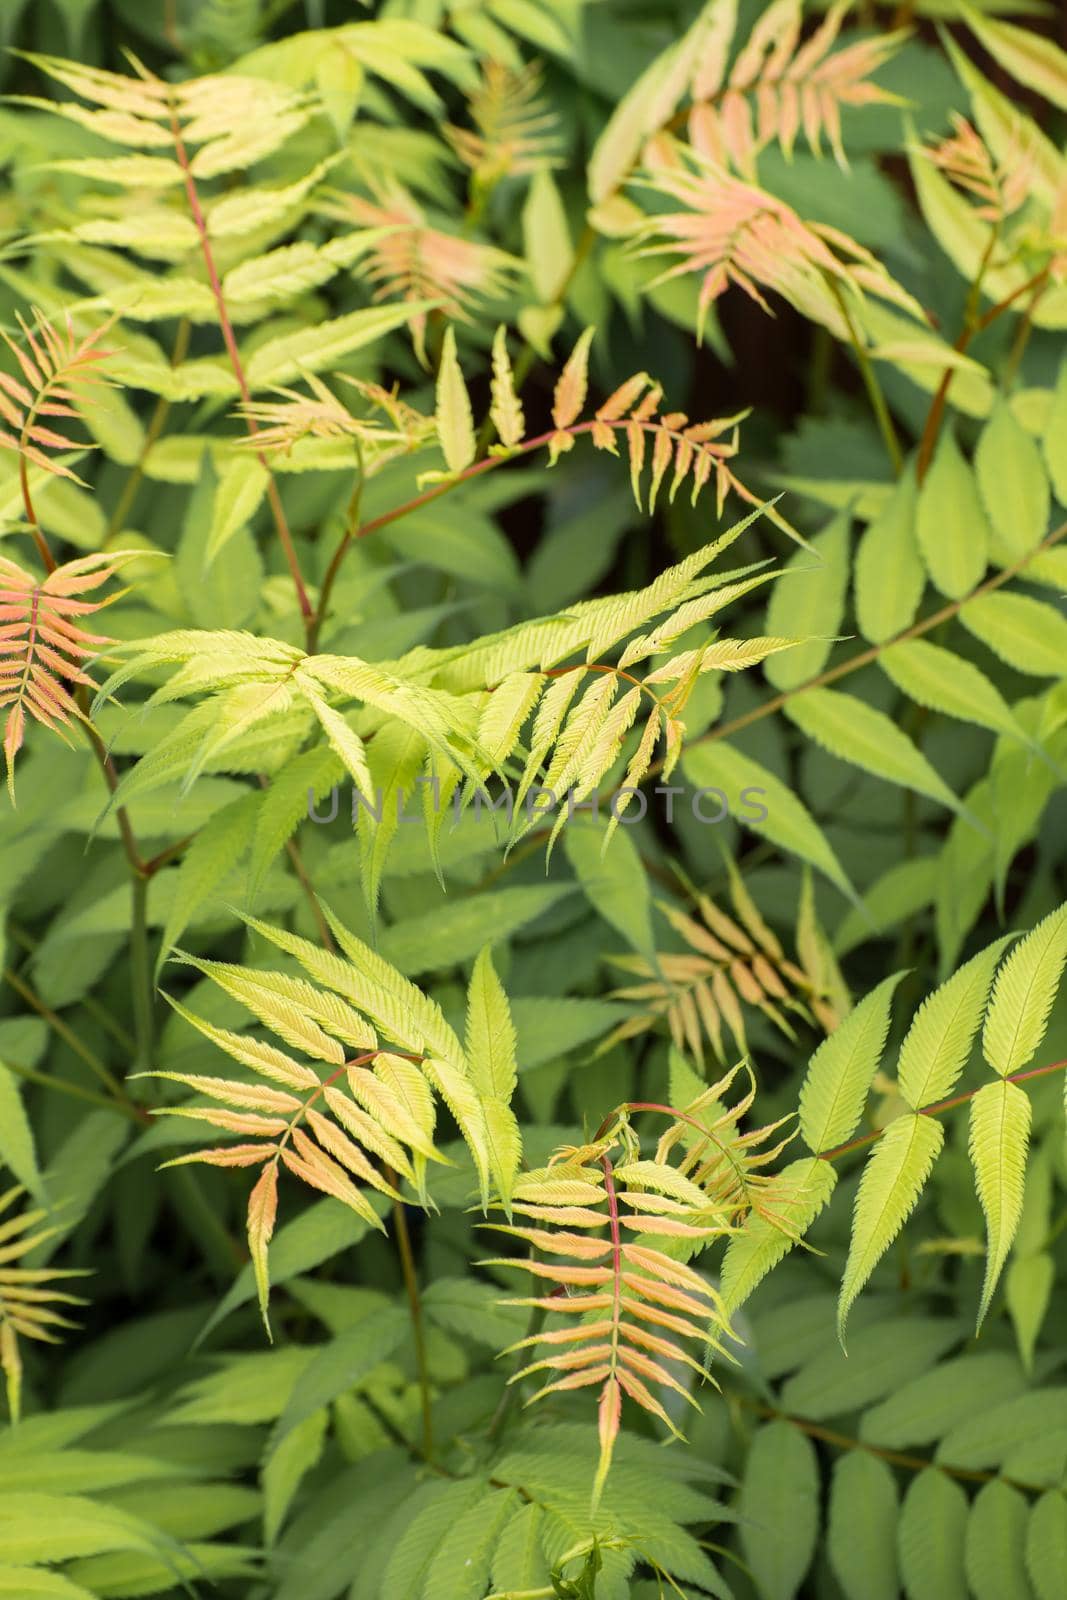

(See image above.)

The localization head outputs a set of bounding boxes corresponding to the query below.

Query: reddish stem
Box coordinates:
[819,1056,1067,1162]
[168,103,313,625]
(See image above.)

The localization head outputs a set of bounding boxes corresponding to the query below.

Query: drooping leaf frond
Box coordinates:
[322,181,519,360]
[241,371,434,462]
[633,148,925,340]
[445,59,560,185]
[0,550,134,800]
[688,0,907,175]
[925,114,1033,226]
[152,909,520,1328]
[0,1185,87,1422]
[485,1075,790,1509]
[607,863,847,1066]
[0,307,111,487]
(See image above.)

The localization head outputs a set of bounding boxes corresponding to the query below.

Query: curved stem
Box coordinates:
[819,1056,1067,1163]
[2,965,148,1122]
[0,1054,139,1119]
[167,101,313,625]
[916,258,1050,482]
[826,279,902,476]
[393,1196,434,1463]
[106,318,190,539]
[130,874,154,1076]
[678,516,1067,763]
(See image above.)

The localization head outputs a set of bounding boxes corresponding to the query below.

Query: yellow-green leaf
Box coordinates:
[969,1077,1031,1329]
[435,326,476,475]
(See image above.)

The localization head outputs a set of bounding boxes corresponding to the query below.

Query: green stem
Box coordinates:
[826,278,902,476]
[0,1054,137,1119]
[392,1197,434,1462]
[1001,276,1049,392]
[736,1391,1046,1493]
[8,920,135,1054]
[106,319,190,539]
[2,965,147,1121]
[130,875,154,1077]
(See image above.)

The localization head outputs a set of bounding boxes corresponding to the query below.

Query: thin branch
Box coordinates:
[737,1392,1047,1493]
[254,774,335,948]
[167,101,313,625]
[819,1056,1067,1162]
[917,259,1050,482]
[0,1053,138,1119]
[392,1195,435,1463]
[826,278,902,476]
[106,318,190,539]
[679,517,1067,761]
[2,965,149,1123]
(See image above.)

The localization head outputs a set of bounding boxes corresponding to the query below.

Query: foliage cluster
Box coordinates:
[1,1,1067,1597]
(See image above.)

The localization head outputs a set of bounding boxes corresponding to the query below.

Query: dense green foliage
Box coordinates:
[1,1,1067,1596]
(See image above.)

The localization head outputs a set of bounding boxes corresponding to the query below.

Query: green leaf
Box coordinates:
[379,1478,488,1600]
[937,1389,1067,1470]
[880,638,1027,742]
[828,1453,899,1600]
[424,1486,518,1600]
[983,902,1067,1076]
[422,1277,525,1351]
[0,1066,44,1203]
[465,948,517,1103]
[587,1,736,202]
[0,1571,96,1598]
[975,400,1050,562]
[523,169,572,304]
[0,1495,163,1564]
[1006,1252,1053,1374]
[799,971,905,1154]
[916,428,990,599]
[960,591,1067,678]
[271,1305,408,1449]
[763,510,850,689]
[465,948,522,1207]
[834,858,936,958]
[263,1407,327,1545]
[961,5,1067,109]
[965,1479,1032,1600]
[720,1157,837,1312]
[969,1078,1032,1328]
[564,818,654,957]
[198,1197,382,1344]
[682,742,854,900]
[1028,1492,1067,1600]
[782,1318,962,1420]
[860,1352,1026,1449]
[1044,357,1067,507]
[250,747,343,901]
[491,1501,550,1593]
[298,686,376,810]
[435,326,476,475]
[785,688,965,815]
[897,934,1015,1108]
[207,455,270,565]
[245,303,426,388]
[854,465,925,644]
[155,792,258,975]
[738,1421,818,1600]
[838,1113,944,1338]
[898,1469,968,1600]
[379,884,571,977]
